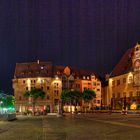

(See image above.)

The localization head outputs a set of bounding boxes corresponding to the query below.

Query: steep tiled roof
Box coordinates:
[14,61,53,78]
[14,61,98,79]
[110,48,134,77]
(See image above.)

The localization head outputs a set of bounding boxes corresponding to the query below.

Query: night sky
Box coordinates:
[1,0,140,93]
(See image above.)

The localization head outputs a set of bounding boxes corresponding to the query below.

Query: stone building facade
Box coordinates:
[13,61,101,113]
[108,43,140,110]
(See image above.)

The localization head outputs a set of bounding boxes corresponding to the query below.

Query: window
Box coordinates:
[54,83,59,88]
[123,92,126,97]
[93,82,96,86]
[76,84,80,88]
[54,90,59,96]
[129,92,133,97]
[87,76,89,80]
[34,80,36,83]
[97,83,100,86]
[41,87,43,90]
[117,80,120,86]
[47,96,50,100]
[97,100,100,104]
[112,93,115,98]
[19,96,22,100]
[83,76,86,79]
[97,89,100,91]
[117,93,120,98]
[41,80,44,84]
[26,87,28,91]
[137,91,140,96]
[84,87,87,91]
[112,81,115,86]
[47,86,50,90]
[123,78,126,83]
[23,80,26,84]
[128,76,133,83]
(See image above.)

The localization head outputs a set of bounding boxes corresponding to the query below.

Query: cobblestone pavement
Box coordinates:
[0,114,140,140]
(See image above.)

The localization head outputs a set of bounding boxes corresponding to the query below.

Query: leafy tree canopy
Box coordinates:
[24,88,45,101]
[82,89,96,102]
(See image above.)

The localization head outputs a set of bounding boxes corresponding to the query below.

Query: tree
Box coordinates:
[61,90,71,113]
[70,90,82,113]
[24,88,45,115]
[4,95,15,108]
[82,89,96,112]
[61,90,82,113]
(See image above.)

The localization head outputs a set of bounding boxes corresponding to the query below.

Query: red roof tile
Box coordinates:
[110,48,134,77]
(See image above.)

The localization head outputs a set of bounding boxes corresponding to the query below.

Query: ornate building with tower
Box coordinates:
[108,43,140,110]
[12,61,101,113]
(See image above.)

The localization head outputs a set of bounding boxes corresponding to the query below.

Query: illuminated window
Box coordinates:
[83,76,86,79]
[54,83,59,88]
[91,75,95,79]
[128,76,133,83]
[87,76,89,80]
[41,66,44,70]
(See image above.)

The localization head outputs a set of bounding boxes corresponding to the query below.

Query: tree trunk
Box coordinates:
[70,100,72,114]
[32,101,35,116]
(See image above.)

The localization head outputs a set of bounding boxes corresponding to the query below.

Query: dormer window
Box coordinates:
[83,76,86,79]
[91,75,95,79]
[87,76,89,80]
